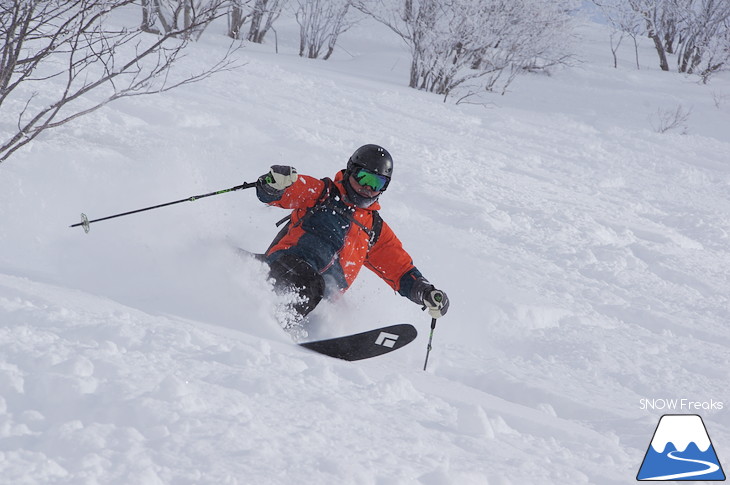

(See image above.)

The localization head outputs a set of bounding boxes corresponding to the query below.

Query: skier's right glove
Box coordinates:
[423,288,449,319]
[257,165,298,196]
[409,277,450,319]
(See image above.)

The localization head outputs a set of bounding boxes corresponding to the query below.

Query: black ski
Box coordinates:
[235,247,266,261]
[299,324,418,361]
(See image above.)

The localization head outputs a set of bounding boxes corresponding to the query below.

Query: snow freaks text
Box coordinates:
[640,399,724,411]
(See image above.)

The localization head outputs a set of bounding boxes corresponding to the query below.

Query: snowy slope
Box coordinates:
[1,15,729,485]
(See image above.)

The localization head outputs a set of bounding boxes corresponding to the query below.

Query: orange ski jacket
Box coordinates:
[258,170,424,298]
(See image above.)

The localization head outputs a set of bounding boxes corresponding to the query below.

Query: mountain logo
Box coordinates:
[637,414,726,481]
[374,332,399,348]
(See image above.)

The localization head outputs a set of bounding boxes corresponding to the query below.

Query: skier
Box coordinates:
[255,144,450,332]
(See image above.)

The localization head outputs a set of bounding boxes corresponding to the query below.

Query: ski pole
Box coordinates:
[69,182,256,233]
[423,317,437,371]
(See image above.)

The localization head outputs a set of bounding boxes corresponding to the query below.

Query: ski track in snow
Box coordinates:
[0,15,729,485]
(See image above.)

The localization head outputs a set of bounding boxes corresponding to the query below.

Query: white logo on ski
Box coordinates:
[375,332,399,348]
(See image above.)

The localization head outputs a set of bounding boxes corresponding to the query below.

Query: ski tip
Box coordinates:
[235,247,266,261]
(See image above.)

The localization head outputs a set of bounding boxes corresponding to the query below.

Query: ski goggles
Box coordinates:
[353,168,389,192]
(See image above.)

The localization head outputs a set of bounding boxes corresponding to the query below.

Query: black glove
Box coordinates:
[409,277,450,319]
[257,165,298,196]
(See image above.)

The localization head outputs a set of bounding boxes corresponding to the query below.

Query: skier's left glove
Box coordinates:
[410,277,450,319]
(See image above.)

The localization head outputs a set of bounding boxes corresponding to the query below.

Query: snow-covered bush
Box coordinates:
[355,0,577,101]
[294,0,355,60]
[594,0,730,82]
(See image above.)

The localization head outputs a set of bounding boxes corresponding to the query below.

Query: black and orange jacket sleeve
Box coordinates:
[256,175,324,209]
[365,220,424,299]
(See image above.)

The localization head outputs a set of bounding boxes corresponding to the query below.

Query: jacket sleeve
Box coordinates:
[257,174,325,209]
[364,220,424,298]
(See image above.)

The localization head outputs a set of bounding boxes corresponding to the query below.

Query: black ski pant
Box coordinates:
[266,252,325,322]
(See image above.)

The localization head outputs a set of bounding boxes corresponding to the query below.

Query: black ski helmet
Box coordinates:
[347,144,394,180]
[344,144,393,208]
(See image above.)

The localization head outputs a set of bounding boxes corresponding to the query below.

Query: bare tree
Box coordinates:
[353,0,440,89]
[594,0,644,68]
[675,0,730,81]
[141,0,158,33]
[228,0,253,39]
[248,0,287,43]
[0,0,238,164]
[355,0,576,101]
[594,0,730,80]
[629,0,671,70]
[295,0,354,59]
[649,104,692,133]
[712,90,729,109]
[140,0,224,39]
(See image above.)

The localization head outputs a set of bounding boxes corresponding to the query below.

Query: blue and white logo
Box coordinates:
[637,414,726,481]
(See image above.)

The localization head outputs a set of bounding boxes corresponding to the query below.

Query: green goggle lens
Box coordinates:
[354,169,389,192]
